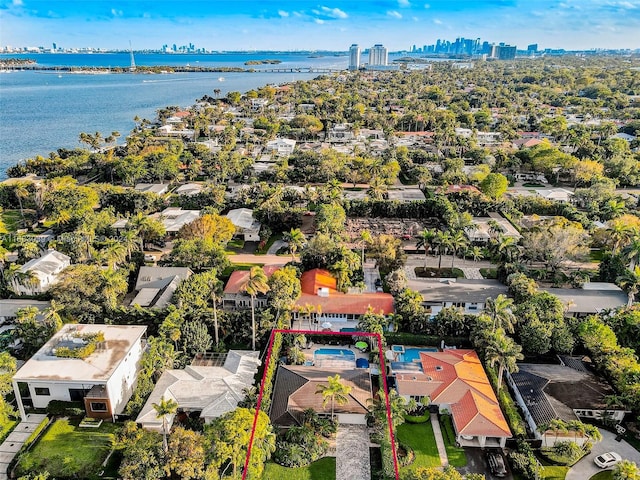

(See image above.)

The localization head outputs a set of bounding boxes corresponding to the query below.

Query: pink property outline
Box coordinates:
[242,329,400,480]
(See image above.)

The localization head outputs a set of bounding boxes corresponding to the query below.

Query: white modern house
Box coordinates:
[10,249,71,295]
[12,324,147,421]
[136,350,260,431]
[265,138,296,156]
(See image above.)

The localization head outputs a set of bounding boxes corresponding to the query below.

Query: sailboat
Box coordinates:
[129,41,136,72]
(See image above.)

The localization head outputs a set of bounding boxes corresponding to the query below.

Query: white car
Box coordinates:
[594,452,622,469]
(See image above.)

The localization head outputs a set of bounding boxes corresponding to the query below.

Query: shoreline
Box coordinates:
[0,65,342,74]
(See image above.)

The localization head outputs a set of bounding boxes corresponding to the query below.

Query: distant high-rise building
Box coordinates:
[349,44,361,70]
[369,44,388,66]
[527,44,538,53]
[52,42,57,50]
[498,45,517,60]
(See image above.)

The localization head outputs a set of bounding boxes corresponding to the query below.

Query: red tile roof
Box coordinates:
[396,349,511,438]
[174,111,191,118]
[296,269,394,315]
[223,265,281,294]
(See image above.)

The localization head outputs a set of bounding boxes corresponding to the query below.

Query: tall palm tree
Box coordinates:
[617,266,640,307]
[13,182,30,226]
[330,260,350,293]
[283,228,305,261]
[433,230,451,271]
[448,230,468,268]
[416,228,436,268]
[241,266,270,350]
[485,329,523,390]
[315,374,352,419]
[120,229,140,260]
[152,395,178,453]
[210,276,223,347]
[485,294,516,333]
[467,245,484,264]
[360,229,372,265]
[99,240,127,269]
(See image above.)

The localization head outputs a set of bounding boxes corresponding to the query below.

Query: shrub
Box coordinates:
[273,426,328,467]
[485,365,527,438]
[46,401,84,417]
[404,412,430,424]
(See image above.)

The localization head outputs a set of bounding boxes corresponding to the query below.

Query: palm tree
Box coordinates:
[485,328,524,390]
[416,228,436,268]
[330,260,350,293]
[241,266,270,351]
[433,230,451,271]
[283,228,305,261]
[152,395,178,452]
[617,266,640,307]
[360,229,372,265]
[120,229,140,260]
[467,245,484,264]
[448,230,468,268]
[210,276,223,347]
[315,374,352,419]
[613,460,639,480]
[42,300,64,332]
[622,236,640,269]
[485,294,516,333]
[99,240,127,269]
[13,182,30,226]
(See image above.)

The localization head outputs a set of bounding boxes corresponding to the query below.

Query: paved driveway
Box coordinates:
[459,448,514,480]
[566,428,640,480]
[0,413,48,479]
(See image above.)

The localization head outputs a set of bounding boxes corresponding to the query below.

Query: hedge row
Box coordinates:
[485,365,527,438]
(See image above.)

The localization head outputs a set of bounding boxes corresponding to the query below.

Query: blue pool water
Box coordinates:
[314,348,356,360]
[400,347,438,362]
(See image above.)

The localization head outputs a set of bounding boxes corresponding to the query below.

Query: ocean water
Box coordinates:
[0,52,349,178]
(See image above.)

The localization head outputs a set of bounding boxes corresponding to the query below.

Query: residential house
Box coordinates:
[467,213,521,244]
[12,324,147,421]
[386,188,427,203]
[174,183,204,196]
[270,365,372,427]
[251,98,269,112]
[136,350,260,431]
[131,266,193,308]
[134,183,170,195]
[406,278,508,316]
[265,138,296,156]
[10,249,71,295]
[223,266,281,309]
[225,208,261,242]
[536,188,574,203]
[540,283,627,316]
[326,124,355,143]
[0,300,50,324]
[293,268,394,328]
[394,349,511,448]
[508,359,629,446]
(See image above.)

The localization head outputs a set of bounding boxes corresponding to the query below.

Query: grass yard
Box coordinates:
[262,457,336,480]
[16,418,121,479]
[0,418,19,443]
[414,267,465,279]
[438,415,467,467]
[396,421,442,473]
[540,465,569,480]
[479,267,498,279]
[1,209,22,232]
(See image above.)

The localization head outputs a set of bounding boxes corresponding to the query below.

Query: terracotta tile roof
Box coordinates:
[269,365,372,427]
[223,266,281,294]
[296,269,394,315]
[396,349,511,439]
[300,268,338,295]
[174,111,191,118]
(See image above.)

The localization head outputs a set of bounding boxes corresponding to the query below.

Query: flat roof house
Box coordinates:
[136,350,260,432]
[394,349,511,448]
[131,266,193,308]
[12,324,147,421]
[540,283,627,316]
[406,278,508,316]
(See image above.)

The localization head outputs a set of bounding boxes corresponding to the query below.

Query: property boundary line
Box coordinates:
[242,328,400,480]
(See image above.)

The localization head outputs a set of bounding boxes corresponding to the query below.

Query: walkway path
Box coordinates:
[430,413,449,467]
[566,428,640,480]
[0,413,48,479]
[459,267,484,279]
[266,240,287,255]
[336,424,371,480]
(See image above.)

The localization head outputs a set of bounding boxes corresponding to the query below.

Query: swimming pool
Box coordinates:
[314,348,356,361]
[399,347,438,362]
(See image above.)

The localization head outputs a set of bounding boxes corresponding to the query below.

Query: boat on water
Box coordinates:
[218,77,225,82]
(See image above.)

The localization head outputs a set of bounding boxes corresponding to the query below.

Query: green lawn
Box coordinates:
[0,418,19,443]
[414,267,465,279]
[1,209,22,232]
[16,418,121,479]
[541,465,569,480]
[396,421,442,473]
[262,457,336,480]
[438,415,467,467]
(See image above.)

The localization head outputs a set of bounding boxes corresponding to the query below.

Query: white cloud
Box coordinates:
[111,8,123,17]
[398,0,411,7]
[12,0,23,5]
[433,18,442,24]
[608,1,638,8]
[278,10,289,17]
[412,16,419,21]
[387,10,403,18]
[320,6,348,19]
[315,18,325,24]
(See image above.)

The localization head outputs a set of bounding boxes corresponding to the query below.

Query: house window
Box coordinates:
[90,402,108,412]
[34,387,50,396]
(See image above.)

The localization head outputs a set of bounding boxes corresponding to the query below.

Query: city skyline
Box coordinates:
[1,0,640,51]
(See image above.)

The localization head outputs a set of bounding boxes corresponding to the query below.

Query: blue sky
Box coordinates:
[1,0,639,50]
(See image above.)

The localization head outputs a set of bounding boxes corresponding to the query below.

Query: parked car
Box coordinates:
[594,452,622,469]
[486,451,507,477]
